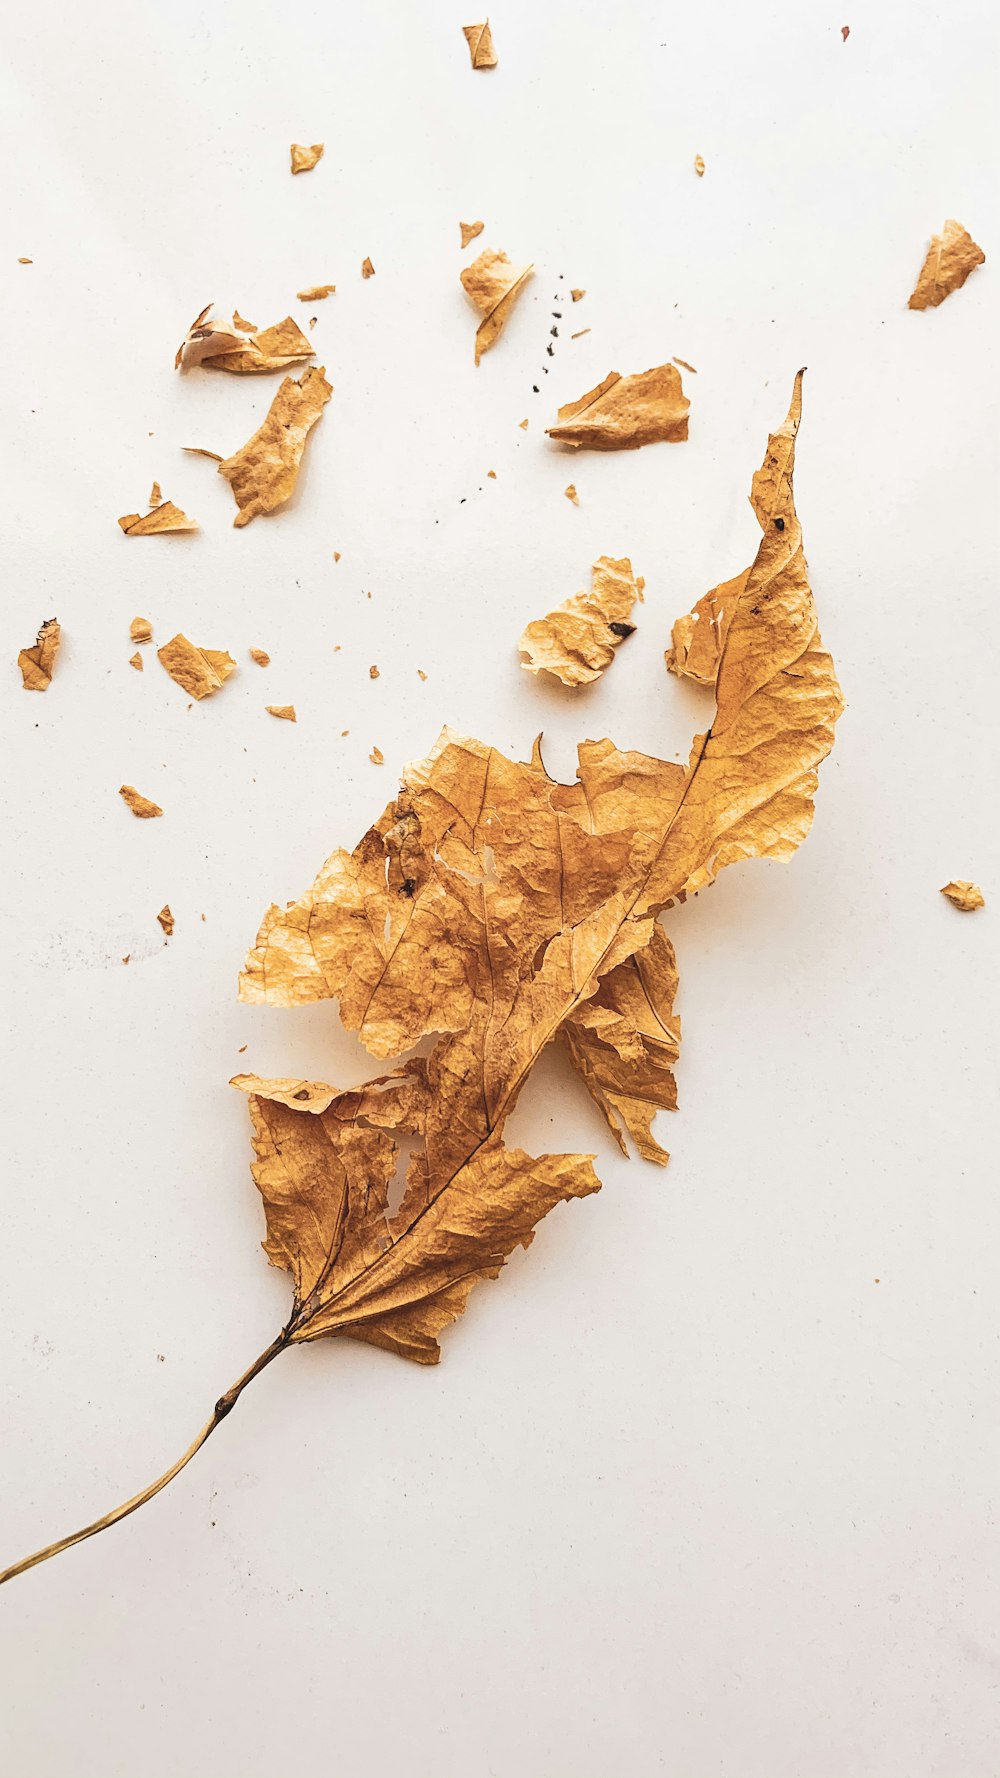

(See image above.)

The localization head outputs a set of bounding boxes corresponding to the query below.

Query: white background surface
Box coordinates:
[1,1,998,1773]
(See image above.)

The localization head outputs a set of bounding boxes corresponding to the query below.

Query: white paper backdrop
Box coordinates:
[1,2,998,1774]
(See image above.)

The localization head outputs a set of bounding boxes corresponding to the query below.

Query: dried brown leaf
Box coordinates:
[369,745,384,764]
[157,905,175,936]
[118,501,198,536]
[460,220,485,249]
[129,652,143,671]
[570,288,585,302]
[290,143,324,174]
[547,364,689,451]
[217,365,333,528]
[462,19,497,67]
[461,248,533,364]
[564,483,579,505]
[233,309,257,331]
[908,220,985,310]
[176,307,313,374]
[18,618,61,692]
[666,569,749,687]
[250,648,270,667]
[148,480,163,507]
[130,617,153,644]
[519,556,641,687]
[233,376,842,1374]
[940,880,985,912]
[361,257,375,280]
[119,784,163,818]
[694,154,705,176]
[157,634,236,699]
[296,284,335,301]
[266,705,297,722]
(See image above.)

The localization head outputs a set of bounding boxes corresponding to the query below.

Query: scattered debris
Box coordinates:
[130,617,153,644]
[157,635,237,699]
[564,483,579,505]
[119,785,163,819]
[908,220,986,309]
[547,363,690,450]
[462,20,497,67]
[118,501,198,536]
[266,705,297,722]
[249,649,271,667]
[940,880,985,912]
[18,619,61,692]
[460,221,485,249]
[157,906,175,936]
[461,248,533,363]
[519,556,642,687]
[290,143,324,174]
[296,284,335,301]
[217,365,333,527]
[361,257,375,279]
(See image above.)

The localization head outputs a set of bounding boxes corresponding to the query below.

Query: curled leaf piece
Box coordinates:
[296,284,335,301]
[118,501,198,536]
[561,926,680,1164]
[176,306,314,373]
[666,569,749,687]
[461,248,533,364]
[462,19,497,67]
[119,784,163,818]
[18,618,61,691]
[519,556,641,687]
[157,634,237,700]
[148,480,163,507]
[130,617,153,644]
[129,653,143,671]
[908,221,985,309]
[940,880,985,912]
[361,257,375,279]
[564,483,579,505]
[157,905,175,936]
[546,364,689,451]
[266,704,297,721]
[290,143,324,174]
[694,154,705,176]
[218,365,333,527]
[250,648,270,666]
[460,220,484,249]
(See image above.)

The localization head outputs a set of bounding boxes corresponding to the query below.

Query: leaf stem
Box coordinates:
[0,1330,290,1588]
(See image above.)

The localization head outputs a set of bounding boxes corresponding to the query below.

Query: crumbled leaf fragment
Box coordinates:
[119,501,198,536]
[250,648,270,667]
[519,555,642,687]
[841,25,850,40]
[157,905,175,936]
[908,221,985,310]
[462,20,497,67]
[940,880,985,912]
[18,618,61,691]
[157,634,237,700]
[290,143,324,174]
[148,480,163,507]
[233,309,257,331]
[460,221,485,249]
[564,483,579,505]
[266,705,297,722]
[183,446,224,463]
[461,248,533,364]
[296,284,335,301]
[519,417,529,429]
[18,256,32,264]
[369,745,384,764]
[673,356,697,374]
[369,665,380,679]
[570,288,585,302]
[547,363,689,451]
[130,616,153,644]
[571,328,590,339]
[361,258,375,279]
[119,785,163,819]
[129,652,143,671]
[694,154,705,176]
[217,365,333,527]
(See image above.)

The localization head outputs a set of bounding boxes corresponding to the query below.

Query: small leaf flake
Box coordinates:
[908,220,985,310]
[462,20,497,67]
[940,880,985,912]
[119,785,163,819]
[157,634,237,700]
[290,143,324,175]
[461,248,533,364]
[519,556,642,687]
[18,619,61,692]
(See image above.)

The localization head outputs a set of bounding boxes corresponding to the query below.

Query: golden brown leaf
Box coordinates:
[175,307,313,373]
[460,220,485,249]
[250,648,270,667]
[119,784,163,818]
[290,143,324,174]
[940,880,985,912]
[157,634,236,700]
[666,568,749,687]
[369,744,384,764]
[296,284,335,301]
[18,618,61,692]
[157,905,175,936]
[130,616,153,644]
[217,365,333,527]
[462,19,497,67]
[519,556,641,687]
[18,256,32,264]
[694,154,705,176]
[266,704,297,721]
[129,652,143,671]
[148,480,163,507]
[561,926,680,1164]
[570,288,585,302]
[118,500,198,536]
[564,483,579,504]
[361,257,375,280]
[547,364,689,451]
[233,309,257,331]
[908,221,985,309]
[461,248,533,364]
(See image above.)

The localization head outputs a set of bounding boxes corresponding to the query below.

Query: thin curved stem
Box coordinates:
[0,1330,290,1588]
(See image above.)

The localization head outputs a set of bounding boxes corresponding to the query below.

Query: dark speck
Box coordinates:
[609,621,636,639]
[774,517,785,531]
[532,384,539,393]
[401,878,416,897]
[294,1089,311,1101]
[546,344,554,357]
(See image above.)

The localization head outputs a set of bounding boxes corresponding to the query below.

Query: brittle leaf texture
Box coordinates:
[908,220,985,310]
[460,248,533,364]
[175,306,314,372]
[236,375,843,1363]
[519,555,642,687]
[218,365,332,526]
[546,363,690,450]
